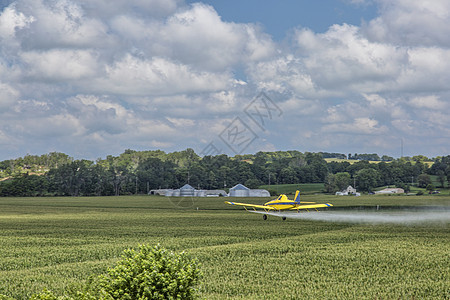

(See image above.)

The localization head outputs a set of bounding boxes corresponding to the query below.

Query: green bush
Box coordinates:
[29,245,201,300]
[97,244,201,299]
[29,289,63,300]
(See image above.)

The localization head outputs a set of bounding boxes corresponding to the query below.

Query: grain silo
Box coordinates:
[180,184,195,197]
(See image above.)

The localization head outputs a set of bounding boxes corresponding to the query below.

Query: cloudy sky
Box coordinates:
[0,0,449,160]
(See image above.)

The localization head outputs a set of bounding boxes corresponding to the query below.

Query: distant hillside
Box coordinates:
[0,149,447,197]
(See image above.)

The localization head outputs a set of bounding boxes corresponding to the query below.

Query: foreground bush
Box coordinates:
[97,244,201,299]
[4,244,201,300]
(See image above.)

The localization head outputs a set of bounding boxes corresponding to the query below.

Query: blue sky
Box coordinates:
[189,0,377,38]
[0,0,449,160]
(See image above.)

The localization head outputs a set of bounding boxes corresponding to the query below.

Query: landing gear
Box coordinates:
[263,214,267,220]
[282,216,286,221]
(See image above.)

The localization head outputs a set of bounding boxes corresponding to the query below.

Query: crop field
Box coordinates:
[0,195,449,299]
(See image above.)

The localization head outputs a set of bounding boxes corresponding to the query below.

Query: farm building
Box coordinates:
[336,185,360,196]
[151,184,227,197]
[148,189,171,196]
[375,188,404,194]
[228,184,270,197]
[229,184,250,197]
[180,184,195,197]
[152,183,269,197]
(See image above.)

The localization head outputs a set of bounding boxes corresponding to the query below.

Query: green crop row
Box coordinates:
[0,196,449,299]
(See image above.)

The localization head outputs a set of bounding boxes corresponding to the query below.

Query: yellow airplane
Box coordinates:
[225,190,333,220]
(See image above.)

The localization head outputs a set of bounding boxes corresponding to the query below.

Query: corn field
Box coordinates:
[0,195,448,299]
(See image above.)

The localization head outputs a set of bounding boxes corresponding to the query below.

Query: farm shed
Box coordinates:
[229,184,250,197]
[375,188,405,194]
[229,184,270,197]
[155,185,227,197]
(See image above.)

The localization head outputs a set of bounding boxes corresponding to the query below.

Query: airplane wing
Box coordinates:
[290,203,333,210]
[225,201,277,210]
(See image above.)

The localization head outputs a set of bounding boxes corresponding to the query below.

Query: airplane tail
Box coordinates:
[294,190,301,204]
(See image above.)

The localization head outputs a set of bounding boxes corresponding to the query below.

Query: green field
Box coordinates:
[324,158,380,164]
[0,195,449,299]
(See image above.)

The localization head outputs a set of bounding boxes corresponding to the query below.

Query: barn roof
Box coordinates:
[230,183,249,190]
[180,184,194,190]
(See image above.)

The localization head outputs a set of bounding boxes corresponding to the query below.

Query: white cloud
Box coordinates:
[0,0,449,159]
[364,0,450,47]
[21,49,99,81]
[322,117,388,135]
[279,97,321,115]
[0,4,35,39]
[166,117,196,128]
[293,24,407,94]
[248,55,317,96]
[152,3,275,71]
[13,0,109,49]
[395,47,450,92]
[422,111,450,128]
[409,95,445,110]
[363,93,386,108]
[0,83,19,110]
[66,95,128,135]
[12,113,83,138]
[94,55,231,96]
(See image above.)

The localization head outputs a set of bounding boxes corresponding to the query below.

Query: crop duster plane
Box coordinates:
[225,190,333,220]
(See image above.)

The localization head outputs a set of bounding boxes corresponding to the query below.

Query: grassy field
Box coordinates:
[323,158,435,167]
[324,158,380,164]
[0,195,449,299]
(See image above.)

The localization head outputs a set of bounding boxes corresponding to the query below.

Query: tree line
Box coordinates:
[0,149,449,196]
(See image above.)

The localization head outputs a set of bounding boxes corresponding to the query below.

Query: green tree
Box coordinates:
[280,167,297,184]
[381,155,394,161]
[356,168,381,192]
[334,172,351,191]
[412,155,429,163]
[417,173,431,188]
[446,166,450,188]
[437,170,446,188]
[245,178,262,189]
[324,172,351,193]
[324,173,336,193]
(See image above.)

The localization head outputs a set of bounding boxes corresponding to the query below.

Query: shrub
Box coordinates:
[29,289,61,300]
[97,244,201,299]
[28,245,201,300]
